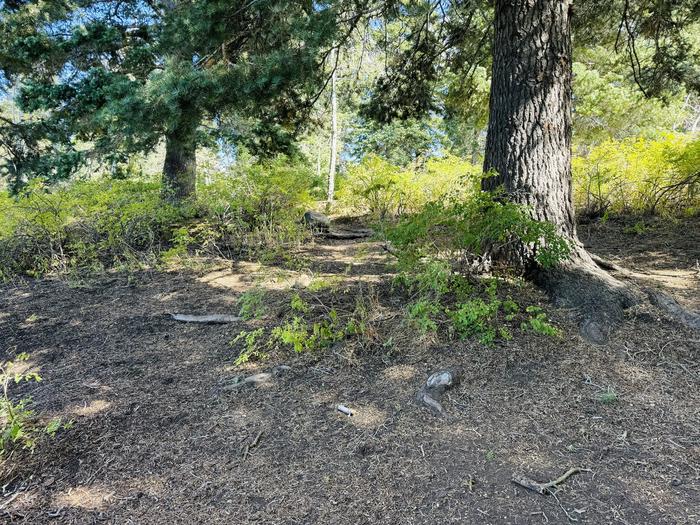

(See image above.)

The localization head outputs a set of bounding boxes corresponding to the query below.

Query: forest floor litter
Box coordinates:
[0,217,698,524]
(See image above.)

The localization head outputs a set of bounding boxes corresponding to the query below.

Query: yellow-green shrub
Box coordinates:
[337,154,479,219]
[0,157,315,278]
[573,133,700,217]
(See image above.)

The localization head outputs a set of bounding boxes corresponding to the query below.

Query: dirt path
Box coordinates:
[0,224,698,524]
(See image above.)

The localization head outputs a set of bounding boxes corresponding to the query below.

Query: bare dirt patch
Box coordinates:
[0,225,698,524]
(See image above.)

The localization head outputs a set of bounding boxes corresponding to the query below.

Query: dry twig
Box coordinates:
[512,467,590,495]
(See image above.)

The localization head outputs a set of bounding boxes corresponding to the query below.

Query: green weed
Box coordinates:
[231,328,268,366]
[1,354,69,455]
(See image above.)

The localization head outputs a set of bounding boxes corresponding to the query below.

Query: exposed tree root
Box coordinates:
[646,288,700,331]
[536,244,699,343]
[535,245,641,344]
[321,228,373,240]
[170,313,241,323]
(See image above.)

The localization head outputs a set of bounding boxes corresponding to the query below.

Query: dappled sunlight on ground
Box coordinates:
[70,399,112,417]
[343,403,388,430]
[382,364,419,382]
[53,485,115,511]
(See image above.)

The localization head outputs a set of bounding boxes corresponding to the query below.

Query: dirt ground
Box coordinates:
[0,218,698,524]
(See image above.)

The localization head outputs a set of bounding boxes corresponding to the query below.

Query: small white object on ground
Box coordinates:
[337,404,353,416]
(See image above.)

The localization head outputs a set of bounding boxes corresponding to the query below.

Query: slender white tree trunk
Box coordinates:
[327,56,338,202]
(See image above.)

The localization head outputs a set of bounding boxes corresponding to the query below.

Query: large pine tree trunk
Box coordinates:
[162,126,196,203]
[482,0,638,342]
[483,0,575,241]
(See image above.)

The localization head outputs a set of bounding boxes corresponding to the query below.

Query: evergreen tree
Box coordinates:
[0,0,343,200]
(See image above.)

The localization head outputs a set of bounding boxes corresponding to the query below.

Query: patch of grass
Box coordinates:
[307,275,343,292]
[597,388,618,404]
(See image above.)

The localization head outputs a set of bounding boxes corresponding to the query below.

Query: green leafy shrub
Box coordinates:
[237,287,269,320]
[520,306,560,336]
[1,354,67,455]
[337,155,478,219]
[0,156,315,279]
[387,185,570,272]
[230,328,268,366]
[448,298,502,344]
[272,310,345,353]
[406,299,440,334]
[290,293,310,314]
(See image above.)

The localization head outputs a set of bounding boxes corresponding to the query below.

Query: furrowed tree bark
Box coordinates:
[482,0,639,343]
[162,124,197,204]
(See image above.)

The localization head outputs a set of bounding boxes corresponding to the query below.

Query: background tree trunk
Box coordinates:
[162,125,196,203]
[482,0,639,343]
[327,55,338,202]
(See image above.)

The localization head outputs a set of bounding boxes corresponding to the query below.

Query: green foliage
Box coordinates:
[307,275,343,292]
[231,328,268,366]
[272,310,344,353]
[573,134,700,217]
[237,288,269,321]
[521,306,560,337]
[0,156,314,279]
[396,259,453,300]
[597,388,618,405]
[1,353,66,455]
[449,298,502,344]
[406,299,440,334]
[348,118,438,168]
[387,182,571,271]
[337,155,478,219]
[571,57,685,145]
[0,0,339,187]
[290,293,310,314]
[623,221,648,235]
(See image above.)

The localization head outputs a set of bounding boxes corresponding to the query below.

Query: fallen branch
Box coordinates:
[170,313,241,324]
[512,467,590,495]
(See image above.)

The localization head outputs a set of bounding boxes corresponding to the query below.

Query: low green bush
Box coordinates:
[0,156,315,279]
[386,183,570,272]
[336,154,479,219]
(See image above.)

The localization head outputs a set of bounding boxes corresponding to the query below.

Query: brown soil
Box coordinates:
[0,220,698,524]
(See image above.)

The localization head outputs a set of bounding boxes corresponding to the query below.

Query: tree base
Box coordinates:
[534,244,700,343]
[535,245,639,344]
